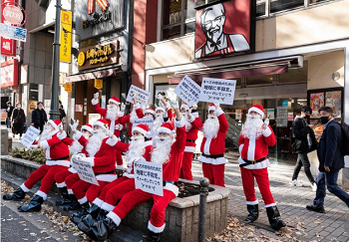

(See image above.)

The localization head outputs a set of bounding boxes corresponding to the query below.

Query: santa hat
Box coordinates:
[108,96,120,105]
[93,119,109,130]
[133,124,150,138]
[157,122,175,135]
[155,106,166,113]
[180,103,190,111]
[81,124,93,134]
[248,104,265,118]
[48,120,62,130]
[144,108,156,117]
[208,103,216,112]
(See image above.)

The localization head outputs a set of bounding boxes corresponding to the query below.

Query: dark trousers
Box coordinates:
[34,124,44,134]
[292,152,315,184]
[314,171,349,208]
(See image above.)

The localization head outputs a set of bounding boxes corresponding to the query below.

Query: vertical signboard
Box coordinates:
[1,0,17,57]
[60,10,72,63]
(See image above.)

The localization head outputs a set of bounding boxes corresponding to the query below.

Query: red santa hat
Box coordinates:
[144,108,156,117]
[155,106,166,113]
[180,103,190,111]
[208,103,216,112]
[133,124,150,138]
[93,119,109,130]
[81,124,93,134]
[157,122,175,135]
[248,104,265,118]
[108,96,120,105]
[48,119,62,130]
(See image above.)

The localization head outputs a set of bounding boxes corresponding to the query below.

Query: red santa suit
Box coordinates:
[105,118,186,234]
[200,105,228,187]
[180,105,203,180]
[118,103,144,138]
[19,120,71,200]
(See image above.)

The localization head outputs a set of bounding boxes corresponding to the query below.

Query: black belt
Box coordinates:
[163,181,175,186]
[239,157,266,167]
[186,139,196,143]
[95,169,116,176]
[47,155,70,161]
[202,153,224,159]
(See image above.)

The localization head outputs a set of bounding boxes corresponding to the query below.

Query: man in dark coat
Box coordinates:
[6,101,14,128]
[290,106,317,190]
[31,101,48,133]
[306,106,349,213]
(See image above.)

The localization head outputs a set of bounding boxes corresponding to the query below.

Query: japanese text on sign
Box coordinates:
[133,117,153,138]
[20,126,40,148]
[126,85,150,105]
[174,75,201,106]
[134,160,163,196]
[0,23,26,42]
[199,77,236,105]
[71,156,99,186]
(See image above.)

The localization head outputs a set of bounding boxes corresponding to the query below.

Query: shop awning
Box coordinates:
[65,68,116,83]
[167,59,297,84]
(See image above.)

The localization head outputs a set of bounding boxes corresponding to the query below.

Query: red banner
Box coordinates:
[1,59,19,88]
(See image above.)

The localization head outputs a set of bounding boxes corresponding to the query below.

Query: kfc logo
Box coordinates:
[87,0,109,15]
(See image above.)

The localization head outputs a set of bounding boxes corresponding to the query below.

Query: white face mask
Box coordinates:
[17,105,21,108]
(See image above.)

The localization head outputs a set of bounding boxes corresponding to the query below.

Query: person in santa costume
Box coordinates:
[80,100,186,242]
[180,103,202,180]
[70,119,117,224]
[76,124,153,228]
[152,95,174,138]
[54,121,93,207]
[200,103,228,187]
[3,120,71,212]
[238,104,286,230]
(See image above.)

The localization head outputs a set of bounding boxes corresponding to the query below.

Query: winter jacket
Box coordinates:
[291,116,317,153]
[31,108,48,126]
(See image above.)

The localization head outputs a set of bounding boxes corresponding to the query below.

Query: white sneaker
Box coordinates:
[311,183,317,192]
[289,179,303,187]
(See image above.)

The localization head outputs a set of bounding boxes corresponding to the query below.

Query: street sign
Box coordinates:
[0,23,26,42]
[1,1,27,27]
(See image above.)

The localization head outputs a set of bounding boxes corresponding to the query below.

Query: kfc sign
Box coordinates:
[195,0,254,59]
[1,59,18,88]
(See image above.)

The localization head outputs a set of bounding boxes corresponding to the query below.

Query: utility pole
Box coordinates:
[49,0,62,120]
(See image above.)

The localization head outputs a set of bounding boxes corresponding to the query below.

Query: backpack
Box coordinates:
[338,122,349,156]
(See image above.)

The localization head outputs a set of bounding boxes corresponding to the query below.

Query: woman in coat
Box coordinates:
[11,102,26,139]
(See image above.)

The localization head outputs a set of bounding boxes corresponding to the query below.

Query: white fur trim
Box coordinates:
[93,120,108,130]
[67,189,74,195]
[134,103,141,109]
[185,146,195,153]
[144,109,155,116]
[238,157,270,169]
[163,183,179,196]
[56,182,66,188]
[265,203,277,208]
[133,126,149,138]
[101,202,115,212]
[40,140,49,149]
[48,120,62,130]
[123,173,134,178]
[187,115,195,123]
[214,108,224,117]
[247,137,255,161]
[92,198,104,207]
[46,160,70,167]
[203,138,212,155]
[35,190,47,200]
[68,167,77,173]
[246,200,258,205]
[91,98,99,105]
[109,98,120,105]
[262,127,272,137]
[20,184,30,192]
[57,131,67,140]
[86,157,94,167]
[106,136,119,146]
[73,131,83,140]
[148,220,166,233]
[81,125,93,134]
[175,118,186,128]
[70,141,83,154]
[248,107,264,118]
[96,174,118,182]
[118,112,124,118]
[192,111,199,118]
[157,127,174,135]
[180,103,189,111]
[116,165,124,169]
[78,196,88,204]
[107,212,122,226]
[239,144,244,154]
[208,106,216,112]
[155,107,165,113]
[200,155,226,165]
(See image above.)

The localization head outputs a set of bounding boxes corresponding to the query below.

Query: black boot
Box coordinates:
[18,195,44,212]
[56,187,73,206]
[3,187,26,201]
[96,209,108,221]
[266,206,286,230]
[244,204,259,224]
[78,214,99,241]
[91,217,118,241]
[64,196,81,211]
[144,230,162,242]
[87,203,101,219]
[70,201,90,225]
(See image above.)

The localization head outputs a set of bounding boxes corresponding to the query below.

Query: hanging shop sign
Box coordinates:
[64,83,73,93]
[1,0,19,57]
[94,79,103,89]
[1,59,18,88]
[1,1,27,27]
[77,40,119,71]
[60,10,72,63]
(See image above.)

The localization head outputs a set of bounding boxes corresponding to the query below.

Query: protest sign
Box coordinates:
[174,75,201,106]
[20,126,40,148]
[71,156,99,186]
[133,117,153,137]
[199,77,236,105]
[126,85,150,105]
[134,160,163,196]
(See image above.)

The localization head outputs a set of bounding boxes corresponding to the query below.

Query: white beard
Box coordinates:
[182,114,192,132]
[125,137,145,163]
[203,115,219,139]
[82,132,91,139]
[39,126,54,142]
[240,114,264,139]
[153,116,164,136]
[70,141,84,155]
[106,105,119,120]
[151,136,173,164]
[86,130,105,157]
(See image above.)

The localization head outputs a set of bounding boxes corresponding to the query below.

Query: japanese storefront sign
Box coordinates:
[1,59,18,88]
[71,156,99,186]
[64,83,72,93]
[199,77,236,104]
[0,23,26,41]
[1,0,20,56]
[133,117,153,137]
[60,10,72,63]
[134,160,163,196]
[94,78,103,89]
[126,84,150,105]
[174,75,201,106]
[20,126,40,148]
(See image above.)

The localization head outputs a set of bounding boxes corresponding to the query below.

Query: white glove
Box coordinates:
[105,129,114,137]
[264,118,269,129]
[29,145,38,151]
[120,103,126,111]
[191,104,198,110]
[214,102,220,108]
[94,92,99,100]
[156,93,164,100]
[69,120,79,132]
[115,124,123,131]
[73,153,85,161]
[169,99,179,109]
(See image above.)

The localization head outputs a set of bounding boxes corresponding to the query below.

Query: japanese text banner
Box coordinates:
[199,77,236,105]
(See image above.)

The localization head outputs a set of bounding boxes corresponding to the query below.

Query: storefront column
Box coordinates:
[342,46,349,189]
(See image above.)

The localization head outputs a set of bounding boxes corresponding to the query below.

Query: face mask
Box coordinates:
[320,116,329,124]
[17,105,21,108]
[305,115,310,119]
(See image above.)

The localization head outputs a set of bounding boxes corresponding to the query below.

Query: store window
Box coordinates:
[270,0,303,13]
[246,75,274,86]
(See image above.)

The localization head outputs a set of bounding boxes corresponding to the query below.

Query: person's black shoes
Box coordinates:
[18,195,44,212]
[306,204,325,213]
[3,187,26,201]
[244,204,259,224]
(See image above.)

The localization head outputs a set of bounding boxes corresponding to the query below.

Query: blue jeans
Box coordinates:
[313,171,349,207]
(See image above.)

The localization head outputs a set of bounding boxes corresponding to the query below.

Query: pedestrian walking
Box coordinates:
[306,106,349,213]
[31,101,48,133]
[289,106,318,191]
[59,101,66,121]
[11,102,26,139]
[6,101,14,128]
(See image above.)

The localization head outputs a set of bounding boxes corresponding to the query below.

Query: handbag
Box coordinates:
[307,150,319,178]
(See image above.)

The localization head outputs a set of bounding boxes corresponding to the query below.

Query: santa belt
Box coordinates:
[186,139,196,143]
[46,155,70,161]
[239,157,266,167]
[202,153,224,159]
[163,181,175,186]
[95,169,116,176]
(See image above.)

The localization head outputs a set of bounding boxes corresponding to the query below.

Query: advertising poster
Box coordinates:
[325,91,341,117]
[267,108,275,120]
[309,92,324,118]
[276,106,288,127]
[28,100,37,114]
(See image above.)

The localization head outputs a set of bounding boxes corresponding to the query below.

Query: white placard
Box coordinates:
[126,85,150,105]
[20,126,40,148]
[71,156,99,186]
[174,75,201,106]
[134,160,163,196]
[133,117,153,137]
[199,77,236,105]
